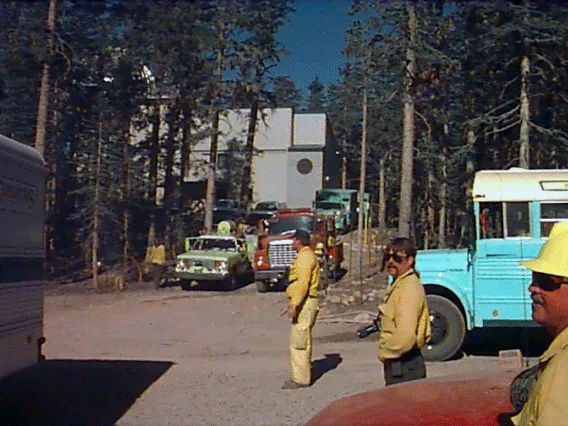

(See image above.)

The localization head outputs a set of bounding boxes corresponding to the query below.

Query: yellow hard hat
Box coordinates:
[519,231,568,278]
[548,221,568,239]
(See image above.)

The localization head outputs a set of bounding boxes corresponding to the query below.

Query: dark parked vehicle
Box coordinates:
[213,199,245,226]
[245,201,286,226]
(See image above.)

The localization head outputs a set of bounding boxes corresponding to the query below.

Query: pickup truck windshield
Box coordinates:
[195,238,237,251]
[269,216,314,235]
[315,202,344,210]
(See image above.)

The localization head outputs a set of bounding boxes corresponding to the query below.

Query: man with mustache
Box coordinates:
[377,237,431,386]
[511,223,568,425]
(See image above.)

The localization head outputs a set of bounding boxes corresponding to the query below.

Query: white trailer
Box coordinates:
[0,134,46,379]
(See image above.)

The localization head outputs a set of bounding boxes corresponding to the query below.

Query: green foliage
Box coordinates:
[4,0,568,269]
[270,76,302,109]
[304,76,328,113]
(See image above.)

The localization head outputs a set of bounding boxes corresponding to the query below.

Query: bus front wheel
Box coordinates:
[421,295,466,362]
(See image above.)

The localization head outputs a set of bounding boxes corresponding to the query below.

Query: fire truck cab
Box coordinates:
[252,209,343,292]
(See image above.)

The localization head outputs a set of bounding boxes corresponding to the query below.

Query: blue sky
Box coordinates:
[275,0,353,96]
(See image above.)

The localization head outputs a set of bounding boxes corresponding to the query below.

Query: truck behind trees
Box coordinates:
[0,134,46,379]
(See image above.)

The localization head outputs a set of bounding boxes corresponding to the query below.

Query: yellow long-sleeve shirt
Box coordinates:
[286,246,319,306]
[147,244,166,265]
[378,269,431,361]
[512,327,568,425]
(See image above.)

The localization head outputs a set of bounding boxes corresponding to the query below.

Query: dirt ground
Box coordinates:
[0,276,546,426]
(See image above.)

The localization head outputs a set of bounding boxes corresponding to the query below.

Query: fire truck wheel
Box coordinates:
[422,295,466,362]
[256,280,270,293]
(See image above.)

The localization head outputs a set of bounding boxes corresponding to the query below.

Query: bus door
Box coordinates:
[473,201,533,326]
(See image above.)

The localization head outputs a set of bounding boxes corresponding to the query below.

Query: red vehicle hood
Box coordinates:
[306,369,520,426]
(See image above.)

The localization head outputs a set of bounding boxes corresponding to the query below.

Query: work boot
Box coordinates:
[281,379,310,389]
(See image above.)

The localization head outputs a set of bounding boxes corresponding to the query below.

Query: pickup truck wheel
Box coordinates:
[256,280,270,293]
[421,295,466,362]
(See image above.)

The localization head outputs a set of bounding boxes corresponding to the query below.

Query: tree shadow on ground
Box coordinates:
[312,353,343,385]
[0,359,173,426]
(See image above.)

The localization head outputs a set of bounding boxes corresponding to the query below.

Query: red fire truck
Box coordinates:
[252,208,343,292]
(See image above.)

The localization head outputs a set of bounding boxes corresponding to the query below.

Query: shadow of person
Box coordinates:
[312,353,343,385]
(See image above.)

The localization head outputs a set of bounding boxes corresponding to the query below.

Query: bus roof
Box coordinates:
[473,168,568,202]
[0,134,44,165]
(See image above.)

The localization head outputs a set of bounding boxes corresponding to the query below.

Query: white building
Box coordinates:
[188,108,341,208]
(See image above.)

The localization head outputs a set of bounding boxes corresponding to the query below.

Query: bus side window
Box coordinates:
[505,202,530,237]
[541,203,568,237]
[479,202,504,239]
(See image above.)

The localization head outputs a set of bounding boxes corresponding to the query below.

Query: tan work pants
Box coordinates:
[289,297,319,385]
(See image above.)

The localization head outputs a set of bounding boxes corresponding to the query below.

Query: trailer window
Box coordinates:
[541,203,568,237]
[479,202,504,239]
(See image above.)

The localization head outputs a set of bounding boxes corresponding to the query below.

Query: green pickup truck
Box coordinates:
[173,235,253,291]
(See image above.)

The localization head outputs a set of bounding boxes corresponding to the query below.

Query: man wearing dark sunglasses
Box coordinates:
[377,237,431,386]
[511,224,568,425]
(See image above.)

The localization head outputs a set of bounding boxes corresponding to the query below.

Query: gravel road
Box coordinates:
[1,282,538,426]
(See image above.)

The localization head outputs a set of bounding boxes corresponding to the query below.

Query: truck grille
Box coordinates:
[268,240,297,267]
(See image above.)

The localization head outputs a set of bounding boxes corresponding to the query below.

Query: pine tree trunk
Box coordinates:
[240,98,259,210]
[34,0,56,157]
[205,111,220,232]
[45,87,59,270]
[92,120,103,289]
[147,105,160,248]
[179,104,192,212]
[163,107,180,247]
[121,123,131,270]
[458,126,477,247]
[438,155,447,248]
[398,1,417,238]
[519,56,530,168]
[205,20,226,232]
[378,157,386,233]
[341,138,347,189]
[426,169,435,249]
[356,87,368,304]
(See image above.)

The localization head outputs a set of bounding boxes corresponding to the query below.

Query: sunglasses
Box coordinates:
[532,272,567,292]
[383,251,407,263]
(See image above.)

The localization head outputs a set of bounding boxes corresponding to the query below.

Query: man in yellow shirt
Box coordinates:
[282,229,320,390]
[511,225,568,425]
[378,237,431,386]
[146,238,166,289]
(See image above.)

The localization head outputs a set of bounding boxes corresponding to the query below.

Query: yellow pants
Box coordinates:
[289,298,319,385]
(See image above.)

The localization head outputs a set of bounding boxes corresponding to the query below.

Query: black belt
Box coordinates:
[399,346,422,361]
